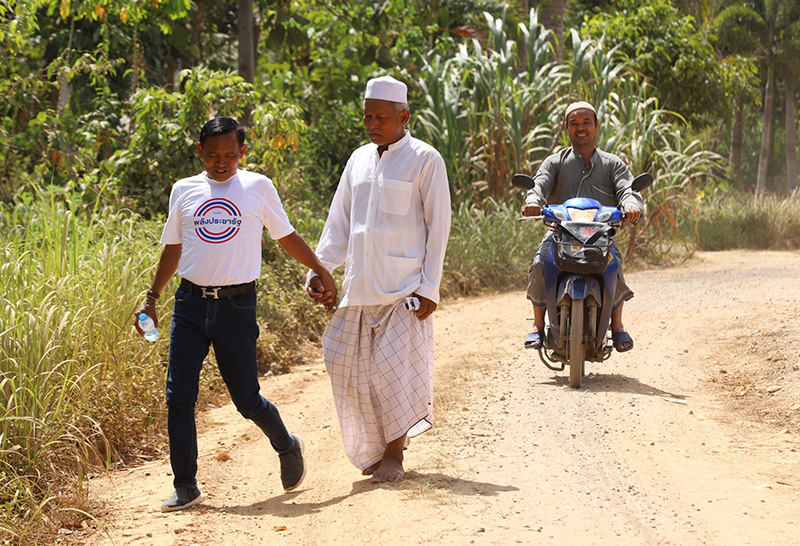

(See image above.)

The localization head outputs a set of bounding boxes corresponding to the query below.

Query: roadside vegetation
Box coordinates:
[1,1,799,544]
[4,174,799,546]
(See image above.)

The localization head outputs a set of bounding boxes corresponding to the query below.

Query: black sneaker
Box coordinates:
[160,485,205,513]
[279,434,306,491]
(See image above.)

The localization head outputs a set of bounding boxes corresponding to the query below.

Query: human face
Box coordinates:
[196,131,246,182]
[565,108,598,149]
[363,99,409,148]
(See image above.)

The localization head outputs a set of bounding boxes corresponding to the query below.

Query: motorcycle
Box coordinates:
[512,172,653,388]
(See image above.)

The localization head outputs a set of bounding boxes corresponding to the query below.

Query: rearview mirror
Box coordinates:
[511,173,535,190]
[631,173,653,192]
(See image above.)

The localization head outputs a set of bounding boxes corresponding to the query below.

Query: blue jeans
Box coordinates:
[166,285,293,489]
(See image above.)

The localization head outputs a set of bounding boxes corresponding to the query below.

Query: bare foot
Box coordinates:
[370,456,404,483]
[361,462,381,476]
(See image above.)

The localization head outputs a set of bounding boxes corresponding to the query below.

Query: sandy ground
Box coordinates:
[72,250,800,546]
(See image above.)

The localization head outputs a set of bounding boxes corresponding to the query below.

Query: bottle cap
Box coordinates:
[139,313,148,320]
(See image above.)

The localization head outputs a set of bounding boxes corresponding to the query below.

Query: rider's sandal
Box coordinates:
[612,331,634,352]
[524,331,543,350]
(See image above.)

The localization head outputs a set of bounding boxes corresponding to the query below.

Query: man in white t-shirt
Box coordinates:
[307,76,451,483]
[135,116,336,512]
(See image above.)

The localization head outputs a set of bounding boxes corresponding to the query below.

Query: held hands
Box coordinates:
[307,271,338,311]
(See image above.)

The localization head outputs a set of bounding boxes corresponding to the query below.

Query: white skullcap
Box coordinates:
[564,101,596,121]
[364,76,408,103]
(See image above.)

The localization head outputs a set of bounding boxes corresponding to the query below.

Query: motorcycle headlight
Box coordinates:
[595,209,615,222]
[547,208,569,222]
[566,207,598,222]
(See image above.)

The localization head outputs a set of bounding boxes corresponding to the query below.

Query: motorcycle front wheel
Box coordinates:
[568,298,585,388]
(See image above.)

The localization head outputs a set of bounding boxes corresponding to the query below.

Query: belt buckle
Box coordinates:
[201,286,220,299]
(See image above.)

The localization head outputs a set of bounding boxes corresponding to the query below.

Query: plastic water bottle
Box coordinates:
[138,313,159,342]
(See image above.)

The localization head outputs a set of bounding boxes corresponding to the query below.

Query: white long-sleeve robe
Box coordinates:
[312,131,450,469]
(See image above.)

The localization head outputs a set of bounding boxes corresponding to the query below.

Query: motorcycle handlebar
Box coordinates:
[517,211,636,226]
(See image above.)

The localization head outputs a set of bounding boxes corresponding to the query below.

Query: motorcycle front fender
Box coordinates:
[557,275,602,308]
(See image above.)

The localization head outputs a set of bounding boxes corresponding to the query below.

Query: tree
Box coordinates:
[778,14,800,193]
[536,0,566,57]
[714,0,800,196]
[719,57,760,188]
[238,0,255,83]
[581,0,727,127]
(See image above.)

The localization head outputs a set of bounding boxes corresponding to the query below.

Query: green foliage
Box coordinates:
[0,1,47,53]
[415,9,565,202]
[298,100,365,197]
[622,132,722,264]
[713,4,767,55]
[580,0,726,125]
[412,4,723,249]
[106,67,257,213]
[255,0,508,202]
[246,101,310,201]
[712,0,800,195]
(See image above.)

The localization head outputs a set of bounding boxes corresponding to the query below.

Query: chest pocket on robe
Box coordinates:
[379,178,413,215]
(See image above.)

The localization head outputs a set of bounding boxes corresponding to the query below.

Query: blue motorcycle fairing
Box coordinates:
[542,237,621,353]
[596,250,619,347]
[544,198,623,224]
[562,197,603,210]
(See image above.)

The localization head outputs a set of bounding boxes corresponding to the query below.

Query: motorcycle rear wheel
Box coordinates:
[569,298,585,388]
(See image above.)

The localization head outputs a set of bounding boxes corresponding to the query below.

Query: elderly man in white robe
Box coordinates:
[307,76,451,483]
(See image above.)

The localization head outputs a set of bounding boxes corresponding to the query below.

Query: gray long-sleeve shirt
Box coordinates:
[524,147,643,211]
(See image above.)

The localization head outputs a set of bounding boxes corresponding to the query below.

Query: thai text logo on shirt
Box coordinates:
[193,198,242,244]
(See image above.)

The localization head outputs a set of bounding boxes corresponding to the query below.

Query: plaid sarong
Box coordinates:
[322,299,434,470]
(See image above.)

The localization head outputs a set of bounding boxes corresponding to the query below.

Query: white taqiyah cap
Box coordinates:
[364,76,408,103]
[564,101,596,121]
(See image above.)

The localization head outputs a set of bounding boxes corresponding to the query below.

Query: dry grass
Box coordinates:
[696,191,800,251]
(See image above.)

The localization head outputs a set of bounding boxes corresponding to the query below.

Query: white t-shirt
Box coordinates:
[161,169,295,286]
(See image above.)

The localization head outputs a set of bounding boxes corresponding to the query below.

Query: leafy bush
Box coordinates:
[107,67,257,214]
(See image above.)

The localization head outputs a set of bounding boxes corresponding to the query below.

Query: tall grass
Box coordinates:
[695,191,800,250]
[0,188,165,543]
[2,178,798,544]
[441,198,543,297]
[413,9,725,265]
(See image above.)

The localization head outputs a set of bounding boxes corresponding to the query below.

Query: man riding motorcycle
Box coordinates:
[522,101,643,352]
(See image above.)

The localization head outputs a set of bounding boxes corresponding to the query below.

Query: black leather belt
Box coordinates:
[180,279,256,299]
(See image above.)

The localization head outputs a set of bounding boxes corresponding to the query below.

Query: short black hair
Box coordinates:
[199,116,245,146]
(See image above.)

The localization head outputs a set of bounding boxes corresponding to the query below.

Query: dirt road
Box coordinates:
[78,250,800,546]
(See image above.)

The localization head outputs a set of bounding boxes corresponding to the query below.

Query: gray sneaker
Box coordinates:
[160,485,205,512]
[279,434,306,491]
